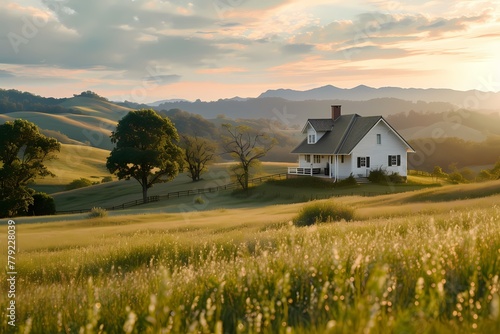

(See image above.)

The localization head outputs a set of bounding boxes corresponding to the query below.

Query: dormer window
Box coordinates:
[308,134,316,144]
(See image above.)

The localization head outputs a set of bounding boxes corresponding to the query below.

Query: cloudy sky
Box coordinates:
[0,0,499,102]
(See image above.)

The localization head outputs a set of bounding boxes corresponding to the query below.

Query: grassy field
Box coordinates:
[30,144,111,194]
[59,96,132,121]
[50,162,291,212]
[46,156,439,213]
[0,180,499,333]
[0,111,116,150]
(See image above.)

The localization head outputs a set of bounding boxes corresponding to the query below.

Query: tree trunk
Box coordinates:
[142,174,148,203]
[243,165,249,190]
[142,185,148,203]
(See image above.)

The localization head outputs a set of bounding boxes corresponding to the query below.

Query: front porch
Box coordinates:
[288,154,351,181]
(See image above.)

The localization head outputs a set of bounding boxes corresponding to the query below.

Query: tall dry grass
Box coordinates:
[1,204,499,333]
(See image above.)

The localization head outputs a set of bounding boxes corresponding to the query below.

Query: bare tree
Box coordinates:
[221,123,276,190]
[181,135,217,181]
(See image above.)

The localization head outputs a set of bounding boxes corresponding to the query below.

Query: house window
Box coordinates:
[308,134,316,144]
[357,156,370,168]
[377,134,381,145]
[340,155,344,163]
[388,155,401,166]
[305,155,311,163]
[314,155,321,163]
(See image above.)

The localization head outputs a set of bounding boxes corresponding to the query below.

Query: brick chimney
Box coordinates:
[331,105,341,120]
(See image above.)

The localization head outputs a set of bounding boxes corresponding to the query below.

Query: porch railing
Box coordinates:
[288,167,322,176]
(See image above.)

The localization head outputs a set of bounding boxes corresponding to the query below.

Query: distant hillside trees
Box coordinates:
[428,160,500,183]
[0,89,72,114]
[159,109,219,140]
[409,136,500,172]
[387,110,500,136]
[432,166,446,182]
[106,109,183,202]
[181,135,217,182]
[0,120,60,217]
[66,178,93,190]
[25,193,56,216]
[477,160,500,181]
[73,91,109,101]
[221,123,276,190]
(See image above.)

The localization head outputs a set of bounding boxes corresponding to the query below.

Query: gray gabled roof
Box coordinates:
[304,119,335,132]
[291,114,414,155]
[337,115,382,154]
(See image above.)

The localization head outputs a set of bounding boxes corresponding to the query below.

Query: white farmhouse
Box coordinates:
[288,105,415,181]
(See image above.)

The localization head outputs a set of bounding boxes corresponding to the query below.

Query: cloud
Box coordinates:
[144,74,181,84]
[337,46,411,61]
[417,13,491,36]
[292,11,492,46]
[0,0,231,72]
[0,70,15,78]
[0,0,498,101]
[197,67,247,74]
[281,43,314,55]
[474,32,500,38]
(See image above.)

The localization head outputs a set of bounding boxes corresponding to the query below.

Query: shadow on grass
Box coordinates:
[403,180,500,203]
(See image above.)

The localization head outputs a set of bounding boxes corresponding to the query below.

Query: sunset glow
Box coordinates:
[1,0,499,101]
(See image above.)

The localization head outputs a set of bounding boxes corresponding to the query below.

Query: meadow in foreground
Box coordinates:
[1,188,500,333]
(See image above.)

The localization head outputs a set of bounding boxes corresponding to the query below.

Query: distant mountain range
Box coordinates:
[2,87,500,148]
[258,85,500,109]
[154,97,457,125]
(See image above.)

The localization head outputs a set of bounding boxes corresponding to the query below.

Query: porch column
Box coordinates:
[335,155,338,181]
[330,156,333,178]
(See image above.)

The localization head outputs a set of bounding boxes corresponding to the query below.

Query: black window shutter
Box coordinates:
[366,157,370,168]
[397,155,401,166]
[388,155,392,166]
[357,157,361,168]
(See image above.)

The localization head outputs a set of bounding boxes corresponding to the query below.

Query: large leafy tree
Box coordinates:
[106,109,183,202]
[181,135,217,182]
[0,119,60,217]
[221,123,276,190]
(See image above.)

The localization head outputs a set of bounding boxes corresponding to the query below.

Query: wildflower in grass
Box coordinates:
[123,307,137,334]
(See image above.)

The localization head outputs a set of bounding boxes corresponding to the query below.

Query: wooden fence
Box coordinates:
[56,196,160,215]
[55,173,287,215]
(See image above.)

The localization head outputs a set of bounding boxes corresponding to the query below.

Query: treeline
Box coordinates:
[387,109,500,134]
[159,108,219,140]
[0,89,112,114]
[74,90,109,102]
[158,108,298,162]
[0,89,73,114]
[409,136,500,172]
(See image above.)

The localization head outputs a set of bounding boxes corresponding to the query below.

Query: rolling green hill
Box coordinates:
[0,111,116,150]
[31,144,111,193]
[59,96,132,121]
[0,92,133,150]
